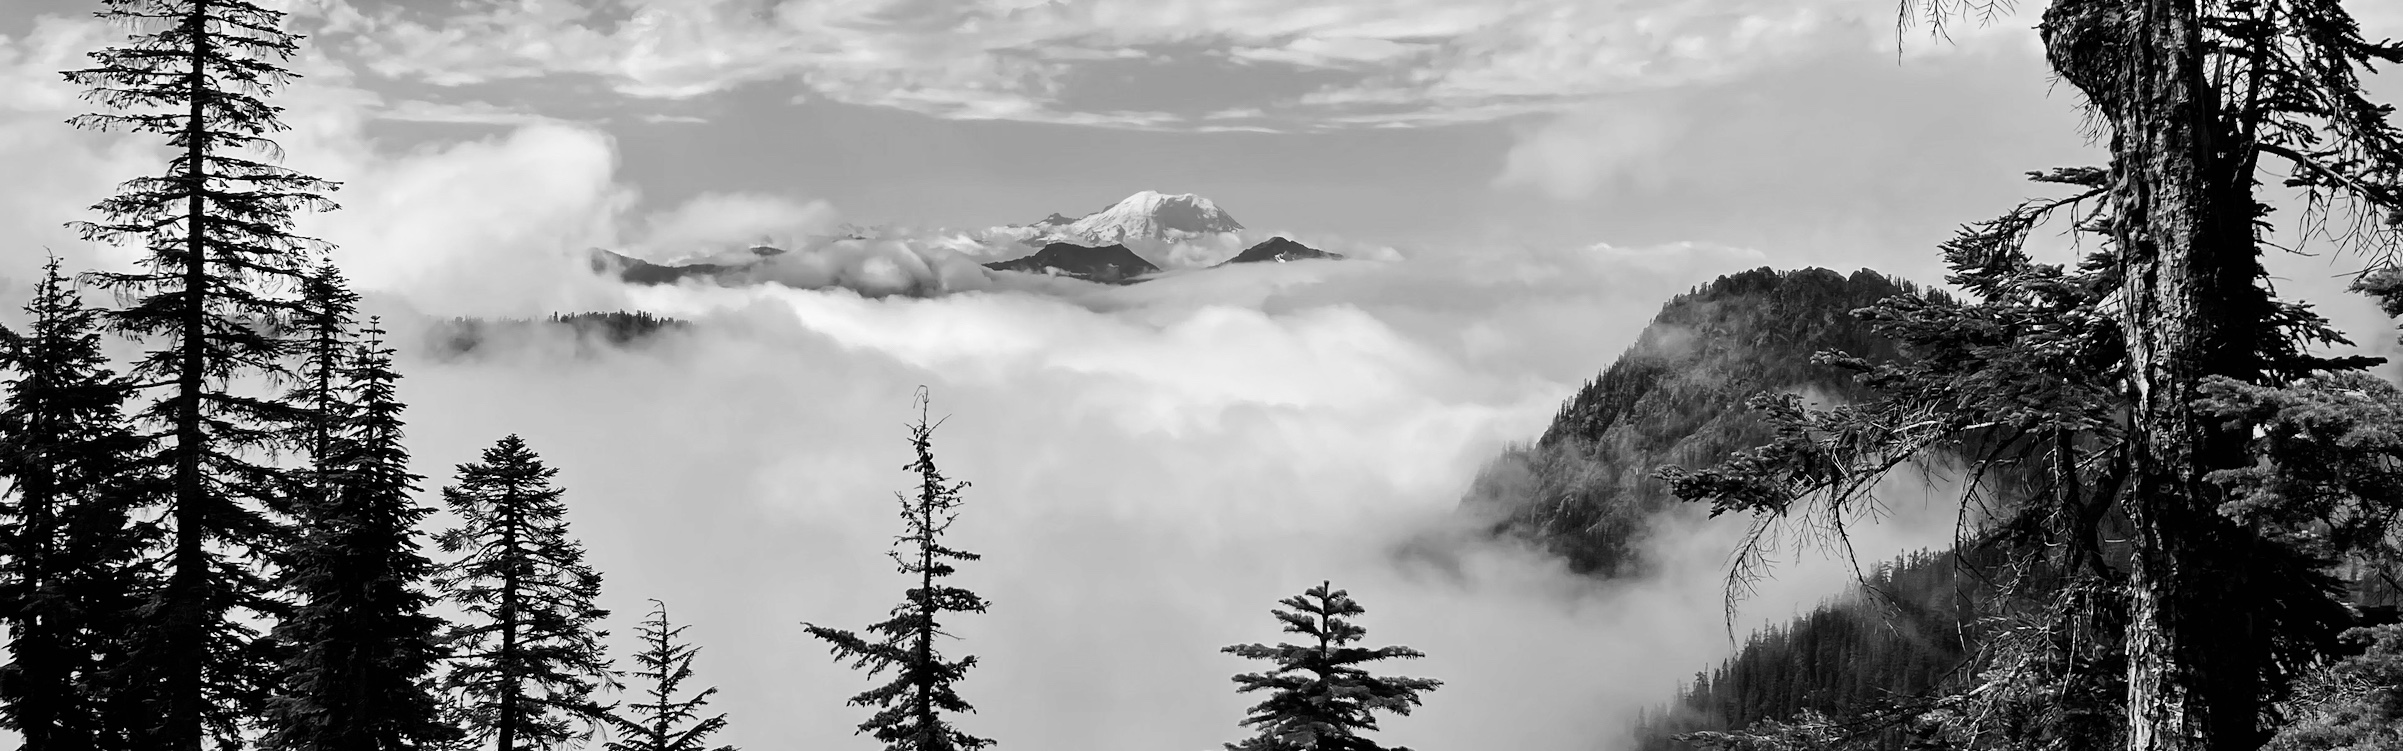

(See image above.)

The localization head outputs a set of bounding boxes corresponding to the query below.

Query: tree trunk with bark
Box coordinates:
[2042,0,2282,749]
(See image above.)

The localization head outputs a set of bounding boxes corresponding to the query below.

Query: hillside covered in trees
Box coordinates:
[1462,267,1915,576]
[1467,264,2403,751]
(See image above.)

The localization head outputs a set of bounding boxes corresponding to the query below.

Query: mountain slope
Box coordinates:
[1217,237,1342,266]
[1060,190,1243,244]
[588,249,728,285]
[1462,267,1914,576]
[981,242,1161,284]
[1631,549,1985,751]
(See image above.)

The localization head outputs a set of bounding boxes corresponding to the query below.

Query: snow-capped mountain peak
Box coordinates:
[1061,190,1245,244]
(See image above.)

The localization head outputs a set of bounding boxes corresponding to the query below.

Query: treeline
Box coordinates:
[428,312,687,357]
[1631,549,1981,751]
[0,4,1448,751]
[1626,546,2010,751]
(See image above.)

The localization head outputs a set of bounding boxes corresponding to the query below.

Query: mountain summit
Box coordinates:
[1217,236,1342,266]
[1059,191,1244,244]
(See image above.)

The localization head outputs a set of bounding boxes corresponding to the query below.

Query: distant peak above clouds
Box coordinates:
[1061,191,1246,242]
[992,190,1248,247]
[581,190,1372,296]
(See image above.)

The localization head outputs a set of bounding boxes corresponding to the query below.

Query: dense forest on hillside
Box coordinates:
[1462,267,1916,576]
[1631,550,1982,751]
[1468,263,2403,751]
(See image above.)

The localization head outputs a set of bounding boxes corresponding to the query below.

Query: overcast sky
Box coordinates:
[2,2,2401,751]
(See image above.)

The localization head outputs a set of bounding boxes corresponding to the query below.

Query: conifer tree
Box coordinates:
[435,435,615,751]
[1221,582,1440,751]
[63,1,338,748]
[264,318,456,751]
[601,600,734,751]
[0,258,153,751]
[803,393,992,751]
[285,261,358,502]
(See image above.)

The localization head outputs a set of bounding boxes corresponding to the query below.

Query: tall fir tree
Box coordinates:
[62,1,338,748]
[0,258,155,751]
[803,393,992,751]
[601,600,734,751]
[1221,582,1441,751]
[263,318,456,751]
[285,261,358,503]
[435,435,615,751]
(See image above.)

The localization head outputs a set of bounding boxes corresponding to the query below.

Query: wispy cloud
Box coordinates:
[379,99,565,126]
[298,0,1936,131]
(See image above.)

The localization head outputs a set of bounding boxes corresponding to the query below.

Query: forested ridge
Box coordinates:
[1474,262,2403,750]
[1465,267,1915,576]
[1631,550,1984,751]
[429,312,688,357]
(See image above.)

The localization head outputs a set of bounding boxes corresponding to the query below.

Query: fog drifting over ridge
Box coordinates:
[356,254,1970,751]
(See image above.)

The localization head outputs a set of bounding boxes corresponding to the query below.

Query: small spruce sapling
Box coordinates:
[1223,582,1441,751]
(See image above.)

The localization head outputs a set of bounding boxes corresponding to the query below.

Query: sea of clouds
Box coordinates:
[0,12,1998,751]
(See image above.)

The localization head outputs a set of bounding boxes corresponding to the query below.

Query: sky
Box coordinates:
[0,1,2401,751]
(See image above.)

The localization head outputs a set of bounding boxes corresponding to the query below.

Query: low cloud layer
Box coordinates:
[357,259,1966,751]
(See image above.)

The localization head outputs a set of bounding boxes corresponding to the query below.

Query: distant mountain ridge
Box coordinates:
[1216,236,1341,266]
[587,191,1348,288]
[980,242,1160,284]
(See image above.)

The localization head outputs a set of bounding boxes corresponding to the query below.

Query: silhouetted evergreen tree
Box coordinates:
[285,261,358,500]
[264,318,456,751]
[1221,581,1441,751]
[0,258,152,751]
[804,393,992,751]
[602,600,734,751]
[64,0,338,747]
[435,435,614,751]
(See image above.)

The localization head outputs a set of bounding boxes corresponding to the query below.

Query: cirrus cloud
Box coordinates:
[294,0,1958,131]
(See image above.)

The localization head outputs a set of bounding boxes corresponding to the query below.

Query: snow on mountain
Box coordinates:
[1058,191,1245,245]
